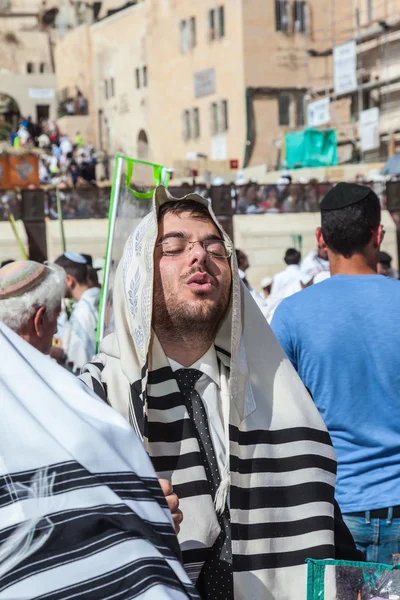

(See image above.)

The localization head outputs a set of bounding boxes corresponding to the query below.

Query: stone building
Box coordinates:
[54,0,399,174]
[0,0,58,125]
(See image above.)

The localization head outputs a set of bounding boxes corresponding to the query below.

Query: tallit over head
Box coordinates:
[82,186,337,600]
[0,322,198,600]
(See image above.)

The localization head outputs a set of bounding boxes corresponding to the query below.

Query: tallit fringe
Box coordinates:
[214,473,230,514]
[0,468,56,577]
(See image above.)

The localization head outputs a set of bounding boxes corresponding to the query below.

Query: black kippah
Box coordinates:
[320,182,374,211]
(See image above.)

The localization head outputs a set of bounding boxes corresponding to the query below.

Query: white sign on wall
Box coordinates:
[211,134,227,160]
[307,97,330,127]
[194,68,216,98]
[333,40,357,96]
[360,107,380,152]
[28,88,55,99]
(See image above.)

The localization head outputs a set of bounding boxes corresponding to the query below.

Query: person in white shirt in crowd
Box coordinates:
[301,240,330,282]
[0,260,66,354]
[54,252,100,373]
[264,271,315,323]
[260,276,273,300]
[270,247,302,298]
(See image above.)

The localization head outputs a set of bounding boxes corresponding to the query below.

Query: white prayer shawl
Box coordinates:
[62,287,100,372]
[270,264,302,299]
[0,323,198,600]
[81,186,337,600]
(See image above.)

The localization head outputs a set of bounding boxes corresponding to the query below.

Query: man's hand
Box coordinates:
[159,479,183,534]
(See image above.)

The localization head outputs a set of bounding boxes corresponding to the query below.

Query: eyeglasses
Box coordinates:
[156,236,232,259]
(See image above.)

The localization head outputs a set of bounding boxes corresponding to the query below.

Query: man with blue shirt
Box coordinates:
[271,182,400,564]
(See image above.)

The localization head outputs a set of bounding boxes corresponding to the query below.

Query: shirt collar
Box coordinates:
[168,345,220,387]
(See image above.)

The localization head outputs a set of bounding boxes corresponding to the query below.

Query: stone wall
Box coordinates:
[1,213,397,292]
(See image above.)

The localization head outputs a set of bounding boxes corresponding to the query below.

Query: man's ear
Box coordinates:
[316,226,324,247]
[66,273,74,288]
[33,306,46,338]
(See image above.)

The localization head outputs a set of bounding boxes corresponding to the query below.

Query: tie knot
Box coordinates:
[175,368,203,392]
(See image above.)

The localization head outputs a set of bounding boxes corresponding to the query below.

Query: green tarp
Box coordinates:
[285,128,338,169]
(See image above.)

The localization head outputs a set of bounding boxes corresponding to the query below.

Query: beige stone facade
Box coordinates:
[53,0,399,174]
[0,0,57,122]
[53,0,326,173]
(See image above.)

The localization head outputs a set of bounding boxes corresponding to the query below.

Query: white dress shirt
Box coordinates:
[271,264,301,299]
[168,345,226,478]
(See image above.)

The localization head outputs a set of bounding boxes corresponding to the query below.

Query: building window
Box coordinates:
[278,93,291,126]
[209,9,216,40]
[143,66,148,87]
[27,62,34,74]
[193,108,200,138]
[110,77,115,97]
[275,0,289,32]
[209,7,225,41]
[293,1,307,33]
[135,68,140,89]
[183,109,191,140]
[218,6,225,38]
[220,100,229,131]
[211,102,219,135]
[189,16,196,48]
[367,0,374,22]
[104,79,109,100]
[180,19,189,52]
[39,62,46,73]
[296,95,306,127]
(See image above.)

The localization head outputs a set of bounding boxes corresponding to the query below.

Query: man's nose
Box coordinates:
[188,241,208,264]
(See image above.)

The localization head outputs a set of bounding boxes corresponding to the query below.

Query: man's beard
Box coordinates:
[153,268,231,345]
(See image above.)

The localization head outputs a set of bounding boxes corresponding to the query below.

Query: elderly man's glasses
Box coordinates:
[156,236,232,259]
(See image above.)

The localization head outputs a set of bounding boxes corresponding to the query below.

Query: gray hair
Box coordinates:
[0,264,66,332]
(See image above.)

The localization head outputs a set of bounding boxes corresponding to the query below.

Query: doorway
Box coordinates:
[36,104,50,122]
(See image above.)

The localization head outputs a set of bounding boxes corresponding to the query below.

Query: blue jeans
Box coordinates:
[343,510,400,564]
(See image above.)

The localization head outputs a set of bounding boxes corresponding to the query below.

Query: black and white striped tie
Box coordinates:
[175,368,233,599]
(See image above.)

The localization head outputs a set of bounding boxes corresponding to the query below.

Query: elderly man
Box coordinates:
[0,322,197,600]
[82,187,359,600]
[0,260,65,354]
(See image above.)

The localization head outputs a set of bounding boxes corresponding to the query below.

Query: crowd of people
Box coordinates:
[232,174,386,215]
[2,113,100,188]
[0,181,399,599]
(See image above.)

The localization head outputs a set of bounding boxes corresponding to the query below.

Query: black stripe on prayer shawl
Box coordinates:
[173,480,212,500]
[233,544,335,572]
[0,505,176,548]
[0,516,180,591]
[151,451,204,473]
[234,515,335,540]
[230,453,337,475]
[229,425,333,446]
[4,557,197,600]
[230,481,335,510]
[0,463,167,509]
[149,418,196,443]
[91,375,108,402]
[130,378,145,436]
[89,361,106,372]
[148,366,176,385]
[148,391,186,410]
[215,345,231,359]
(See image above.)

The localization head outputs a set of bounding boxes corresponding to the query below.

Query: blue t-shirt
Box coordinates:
[271,275,400,513]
